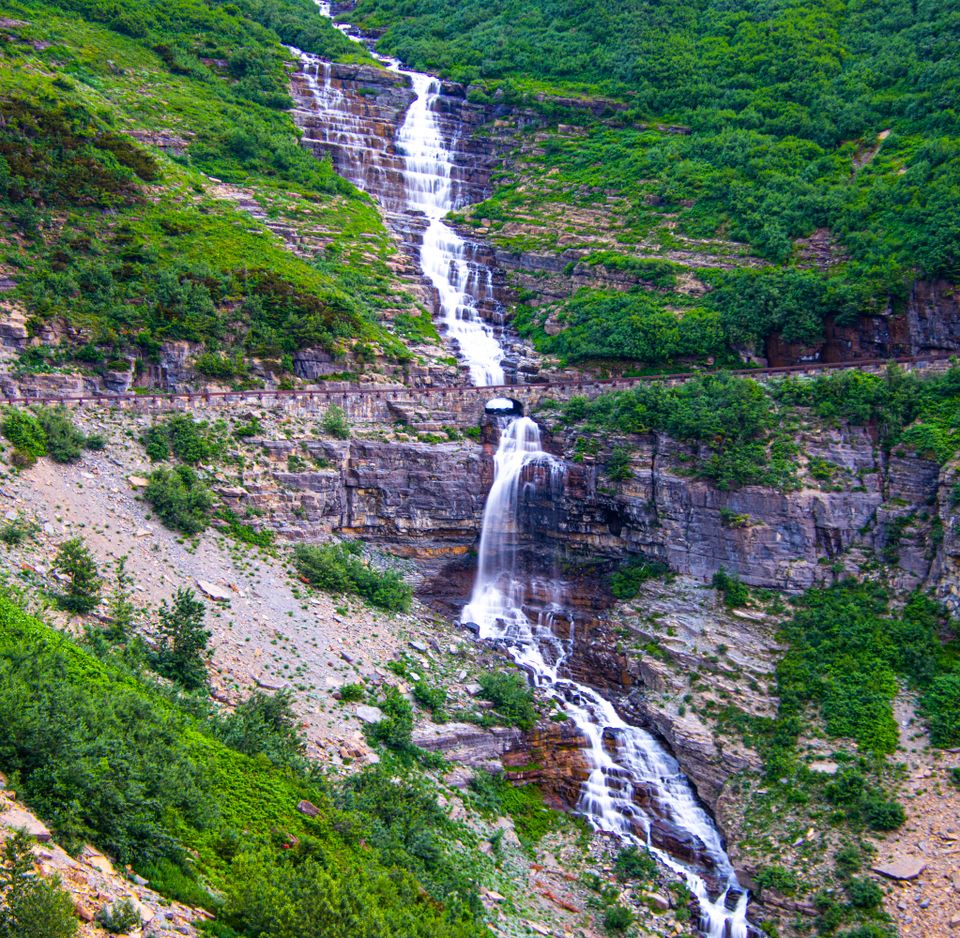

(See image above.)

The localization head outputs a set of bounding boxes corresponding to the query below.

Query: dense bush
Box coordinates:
[613,845,657,883]
[293,542,412,612]
[143,416,225,465]
[609,558,670,600]
[144,466,215,535]
[35,407,90,463]
[1,408,47,460]
[213,689,306,770]
[477,670,536,730]
[320,404,351,440]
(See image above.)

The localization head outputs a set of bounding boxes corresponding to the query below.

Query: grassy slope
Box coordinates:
[351,0,960,371]
[0,0,427,378]
[0,590,490,936]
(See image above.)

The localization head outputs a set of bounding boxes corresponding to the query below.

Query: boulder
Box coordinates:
[0,805,51,842]
[355,705,384,724]
[196,580,232,601]
[873,857,926,881]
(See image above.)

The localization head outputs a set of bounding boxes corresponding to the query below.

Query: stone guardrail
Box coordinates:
[2,354,953,425]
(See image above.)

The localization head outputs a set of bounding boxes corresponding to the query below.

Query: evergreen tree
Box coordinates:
[105,555,136,642]
[153,588,210,691]
[53,537,102,614]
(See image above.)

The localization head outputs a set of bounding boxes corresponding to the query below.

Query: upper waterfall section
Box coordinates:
[290,16,508,386]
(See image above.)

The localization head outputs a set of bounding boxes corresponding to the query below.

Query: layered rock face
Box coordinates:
[514,423,947,597]
[229,437,488,560]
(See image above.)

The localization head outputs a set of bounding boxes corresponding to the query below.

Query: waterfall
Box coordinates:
[302,9,748,934]
[393,71,505,386]
[298,5,506,386]
[462,417,749,938]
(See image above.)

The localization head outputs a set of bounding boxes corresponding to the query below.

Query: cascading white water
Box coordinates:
[303,10,746,934]
[463,417,749,938]
[390,71,505,385]
[302,5,506,386]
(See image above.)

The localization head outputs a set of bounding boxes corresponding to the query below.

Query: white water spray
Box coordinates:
[463,418,749,938]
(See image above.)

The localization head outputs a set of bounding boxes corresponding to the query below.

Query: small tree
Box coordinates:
[0,829,77,938]
[153,588,210,691]
[105,555,136,642]
[53,537,102,614]
[320,405,350,440]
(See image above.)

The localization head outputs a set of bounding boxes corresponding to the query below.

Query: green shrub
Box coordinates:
[52,537,102,614]
[364,686,414,751]
[613,845,657,882]
[755,865,800,895]
[861,796,905,832]
[213,689,305,770]
[712,568,749,607]
[0,518,35,546]
[143,416,224,465]
[293,542,412,612]
[144,466,214,535]
[413,681,447,719]
[477,670,535,730]
[603,904,633,933]
[35,407,88,463]
[0,830,77,938]
[320,405,350,440]
[339,683,365,703]
[920,671,960,746]
[845,877,883,910]
[96,898,142,934]
[0,592,486,936]
[1,408,46,458]
[609,557,670,599]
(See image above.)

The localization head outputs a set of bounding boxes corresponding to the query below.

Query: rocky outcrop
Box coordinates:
[511,422,946,595]
[237,437,487,560]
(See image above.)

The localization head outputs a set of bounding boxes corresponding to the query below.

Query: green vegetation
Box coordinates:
[609,557,670,600]
[1,406,98,465]
[772,585,954,761]
[96,899,142,935]
[613,845,657,883]
[477,670,536,730]
[468,771,564,849]
[153,587,211,691]
[52,537,102,614]
[320,404,351,440]
[143,415,225,464]
[0,830,77,938]
[552,374,798,490]
[0,592,488,936]
[712,569,750,608]
[293,541,412,612]
[351,0,960,369]
[0,0,414,375]
[144,466,215,535]
[552,365,960,490]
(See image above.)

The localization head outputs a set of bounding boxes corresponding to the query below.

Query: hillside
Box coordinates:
[0,0,455,392]
[349,0,960,371]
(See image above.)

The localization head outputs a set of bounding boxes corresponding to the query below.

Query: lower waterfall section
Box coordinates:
[462,417,749,938]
